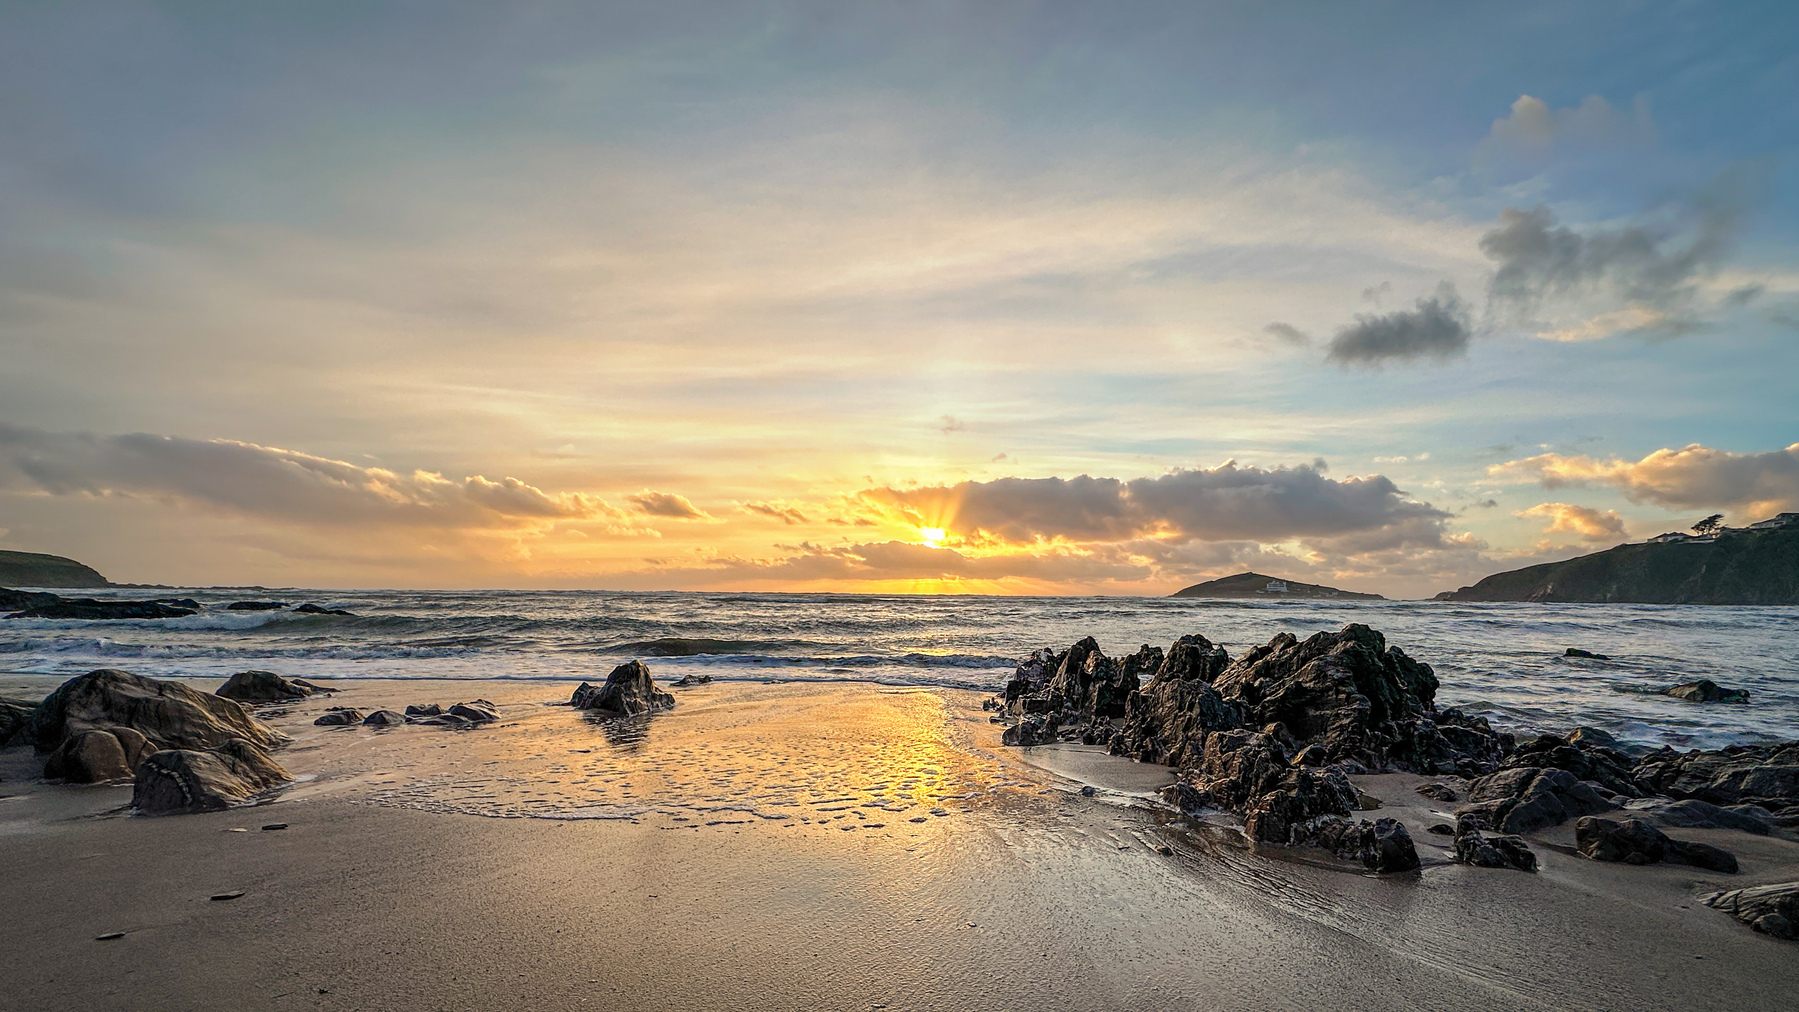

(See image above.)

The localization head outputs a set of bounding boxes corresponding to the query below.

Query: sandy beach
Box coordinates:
[3,676,1794,1012]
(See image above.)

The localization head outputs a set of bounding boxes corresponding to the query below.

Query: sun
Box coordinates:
[918,526,946,545]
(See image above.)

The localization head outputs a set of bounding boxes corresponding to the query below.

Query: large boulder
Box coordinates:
[1452,822,1538,872]
[216,670,316,703]
[131,739,290,814]
[1289,816,1420,873]
[571,661,674,716]
[1631,742,1799,825]
[43,727,156,783]
[1702,882,1799,941]
[447,700,499,723]
[25,670,286,781]
[0,695,38,745]
[1458,767,1616,834]
[1575,816,1738,873]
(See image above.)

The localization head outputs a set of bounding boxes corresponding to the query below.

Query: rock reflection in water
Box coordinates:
[586,711,655,751]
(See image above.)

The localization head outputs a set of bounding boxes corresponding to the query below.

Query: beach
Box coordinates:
[4,675,1796,1012]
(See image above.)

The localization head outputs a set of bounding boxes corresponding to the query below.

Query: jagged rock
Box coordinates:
[0,588,62,612]
[1045,641,1161,719]
[1621,797,1773,835]
[7,598,197,620]
[1565,725,1627,752]
[1459,767,1616,834]
[131,739,290,814]
[1702,882,1799,941]
[447,700,499,723]
[25,669,286,780]
[1575,816,1739,873]
[1632,741,1799,823]
[404,703,442,717]
[672,674,712,687]
[1288,816,1420,872]
[293,603,355,616]
[1453,826,1538,872]
[1416,782,1459,802]
[1564,648,1610,660]
[1663,680,1750,704]
[226,601,289,611]
[570,660,675,716]
[44,727,156,782]
[1002,713,1061,746]
[1108,634,1238,766]
[216,670,316,703]
[1497,731,1641,798]
[314,708,364,726]
[362,709,407,726]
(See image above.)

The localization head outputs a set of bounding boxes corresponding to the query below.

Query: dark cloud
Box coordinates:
[739,501,809,525]
[1324,283,1470,366]
[628,490,711,520]
[0,424,615,528]
[1723,283,1765,308]
[1263,322,1310,346]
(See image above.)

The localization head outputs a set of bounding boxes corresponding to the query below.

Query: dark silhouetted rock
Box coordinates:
[672,674,712,687]
[25,669,286,780]
[0,588,62,613]
[132,739,290,814]
[362,710,407,727]
[226,601,289,611]
[1702,882,1799,941]
[1416,782,1458,803]
[293,603,355,616]
[216,670,316,703]
[1496,731,1642,798]
[1632,741,1799,824]
[447,700,499,723]
[1575,816,1739,873]
[1452,825,1538,872]
[0,695,38,746]
[1664,679,1750,704]
[1564,648,1609,660]
[1002,713,1061,746]
[1109,635,1239,766]
[1622,797,1773,835]
[314,708,364,726]
[1459,767,1616,834]
[570,660,675,716]
[7,598,197,620]
[1288,816,1420,872]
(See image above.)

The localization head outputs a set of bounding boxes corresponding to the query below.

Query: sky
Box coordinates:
[1,1,1796,597]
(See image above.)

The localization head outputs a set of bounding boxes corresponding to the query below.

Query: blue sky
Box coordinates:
[1,2,1795,594]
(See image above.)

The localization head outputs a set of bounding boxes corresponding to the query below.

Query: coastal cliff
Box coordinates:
[1435,520,1799,604]
[1171,571,1383,600]
[0,550,108,588]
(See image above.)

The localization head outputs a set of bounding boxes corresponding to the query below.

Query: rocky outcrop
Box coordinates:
[1575,816,1738,873]
[571,661,675,716]
[7,598,197,620]
[1702,882,1799,941]
[25,670,286,782]
[131,739,290,814]
[1159,729,1363,844]
[216,670,325,703]
[1564,648,1610,660]
[1000,639,1162,731]
[1496,732,1643,799]
[293,603,355,616]
[1,588,62,613]
[447,700,499,723]
[1621,797,1774,835]
[1108,635,1238,765]
[226,601,289,611]
[1458,767,1616,834]
[1631,742,1799,826]
[1663,680,1749,704]
[1288,816,1420,872]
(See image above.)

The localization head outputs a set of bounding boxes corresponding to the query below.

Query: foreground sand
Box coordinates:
[2,677,1795,1011]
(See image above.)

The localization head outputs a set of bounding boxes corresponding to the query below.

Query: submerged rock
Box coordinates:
[293,603,355,616]
[226,601,289,611]
[7,598,197,620]
[216,670,316,703]
[25,669,286,783]
[1702,882,1799,941]
[132,739,290,814]
[1663,679,1750,704]
[1564,648,1610,660]
[570,660,675,717]
[1574,816,1738,873]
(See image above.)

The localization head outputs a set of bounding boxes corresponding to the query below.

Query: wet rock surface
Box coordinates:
[24,669,287,782]
[1621,797,1774,835]
[1451,818,1538,872]
[1575,816,1739,873]
[314,708,364,726]
[1702,881,1799,941]
[6,597,198,620]
[1459,767,1617,834]
[1288,815,1421,872]
[216,670,321,703]
[131,738,290,814]
[1632,741,1799,826]
[1663,679,1750,704]
[0,695,38,745]
[571,660,675,717]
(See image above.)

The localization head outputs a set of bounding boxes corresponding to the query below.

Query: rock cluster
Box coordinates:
[1574,816,1739,873]
[571,660,675,716]
[1451,816,1538,872]
[312,700,499,727]
[1702,882,1799,941]
[1288,816,1421,872]
[1458,767,1616,834]
[1663,679,1750,704]
[1632,741,1799,827]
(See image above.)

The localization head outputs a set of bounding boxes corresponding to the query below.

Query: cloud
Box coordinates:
[1324,283,1470,366]
[739,501,809,525]
[858,459,1452,547]
[0,424,618,529]
[628,490,712,520]
[687,540,1152,585]
[1476,94,1656,167]
[1518,502,1626,542]
[1263,322,1311,346]
[1491,442,1799,517]
[939,414,964,435]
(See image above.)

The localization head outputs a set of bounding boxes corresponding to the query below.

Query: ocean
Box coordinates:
[3,588,1795,751]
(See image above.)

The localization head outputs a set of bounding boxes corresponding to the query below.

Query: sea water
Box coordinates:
[1,589,1794,750]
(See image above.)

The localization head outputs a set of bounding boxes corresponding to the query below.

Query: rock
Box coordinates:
[1107,634,1238,766]
[6,598,198,620]
[1452,827,1538,872]
[0,695,38,745]
[25,670,286,780]
[1459,767,1616,834]
[1565,725,1626,752]
[293,603,355,616]
[1426,823,1455,835]
[0,587,62,613]
[1632,741,1799,822]
[131,739,290,814]
[1288,816,1420,872]
[313,708,363,726]
[1002,713,1061,746]
[1663,679,1750,704]
[1416,782,1458,803]
[1495,731,1642,798]
[226,601,289,611]
[216,670,315,702]
[1564,648,1610,660]
[1620,797,1773,835]
[570,660,675,716]
[361,709,407,727]
[672,674,712,687]
[44,727,156,782]
[1575,816,1739,873]
[447,700,499,723]
[1702,882,1799,941]
[404,703,442,717]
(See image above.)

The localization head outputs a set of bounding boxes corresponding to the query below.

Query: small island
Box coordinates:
[1169,571,1384,600]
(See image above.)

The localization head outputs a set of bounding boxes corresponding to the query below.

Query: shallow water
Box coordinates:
[2,588,1795,749]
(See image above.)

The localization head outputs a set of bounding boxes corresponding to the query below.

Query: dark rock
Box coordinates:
[361,710,407,727]
[1495,731,1641,798]
[404,703,442,717]
[1702,882,1799,941]
[1452,827,1538,872]
[447,700,499,723]
[44,727,156,782]
[1459,767,1616,834]
[1563,648,1610,660]
[313,708,364,726]
[293,603,355,616]
[216,670,315,703]
[25,670,286,779]
[290,679,337,694]
[1002,713,1061,746]
[1108,634,1238,766]
[1426,823,1455,835]
[1575,816,1739,873]
[1622,797,1772,835]
[1632,741,1799,816]
[1288,816,1420,872]
[132,739,290,814]
[7,598,197,620]
[672,674,712,687]
[0,695,38,745]
[1565,726,1626,752]
[1416,782,1458,803]
[570,660,675,716]
[226,601,289,611]
[1663,679,1750,704]
[0,587,63,612]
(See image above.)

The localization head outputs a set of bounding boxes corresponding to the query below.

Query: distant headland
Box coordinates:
[0,550,109,589]
[1169,572,1384,600]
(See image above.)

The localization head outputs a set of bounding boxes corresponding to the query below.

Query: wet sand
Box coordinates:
[2,678,1795,1011]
